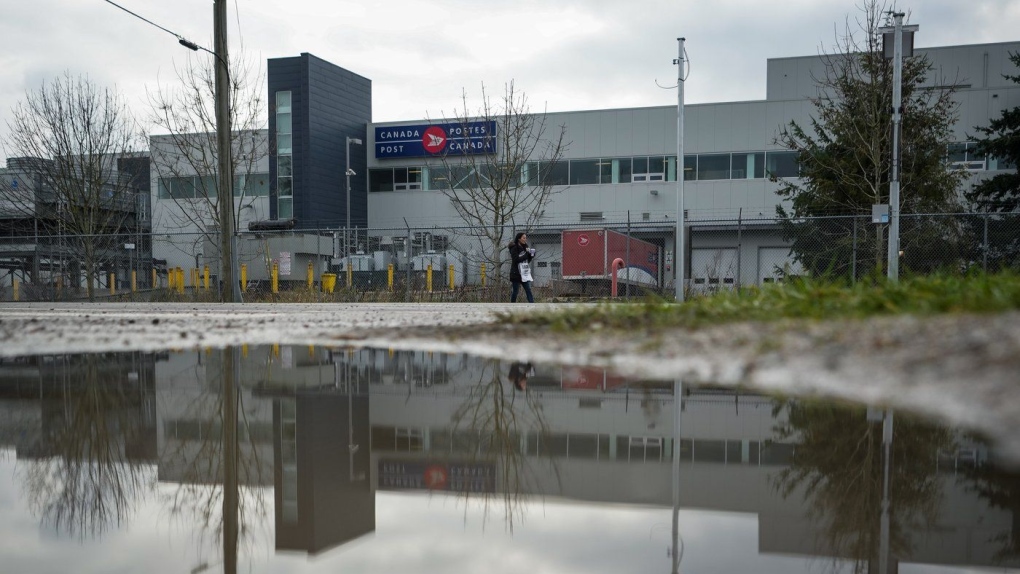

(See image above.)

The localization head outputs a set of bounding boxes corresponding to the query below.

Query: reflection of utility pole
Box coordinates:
[671,379,683,574]
[879,408,894,574]
[222,346,239,574]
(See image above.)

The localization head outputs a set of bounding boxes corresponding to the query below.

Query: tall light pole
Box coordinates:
[880,13,917,282]
[345,137,363,255]
[674,38,687,302]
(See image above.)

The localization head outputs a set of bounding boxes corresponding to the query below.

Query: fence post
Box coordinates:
[405,222,412,303]
[736,208,743,289]
[983,213,989,272]
[626,212,632,298]
[852,216,858,283]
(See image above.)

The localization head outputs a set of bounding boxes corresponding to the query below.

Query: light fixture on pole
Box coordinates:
[345,137,363,256]
[879,13,917,282]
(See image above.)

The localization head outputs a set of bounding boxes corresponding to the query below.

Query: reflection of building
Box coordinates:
[2,347,1019,570]
[270,392,374,555]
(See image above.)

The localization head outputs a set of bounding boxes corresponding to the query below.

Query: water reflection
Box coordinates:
[0,347,1018,573]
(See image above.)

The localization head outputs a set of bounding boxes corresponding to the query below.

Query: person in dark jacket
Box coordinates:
[508,232,535,303]
[509,361,535,391]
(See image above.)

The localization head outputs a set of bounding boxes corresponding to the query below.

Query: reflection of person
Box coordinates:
[508,361,534,391]
[508,232,536,303]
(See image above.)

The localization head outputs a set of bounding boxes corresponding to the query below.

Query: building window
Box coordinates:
[540,161,569,186]
[234,173,270,197]
[569,159,599,185]
[632,156,666,182]
[947,142,987,171]
[276,90,293,218]
[697,153,731,180]
[731,152,765,179]
[766,151,799,178]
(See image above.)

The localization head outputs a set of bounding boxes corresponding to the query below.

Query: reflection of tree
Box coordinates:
[448,359,557,531]
[960,456,1020,563]
[159,347,269,574]
[772,400,954,572]
[19,354,153,539]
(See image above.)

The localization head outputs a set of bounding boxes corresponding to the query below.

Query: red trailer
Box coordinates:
[561,229,661,288]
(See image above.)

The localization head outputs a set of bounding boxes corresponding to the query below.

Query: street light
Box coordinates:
[345,137,363,256]
[879,13,917,282]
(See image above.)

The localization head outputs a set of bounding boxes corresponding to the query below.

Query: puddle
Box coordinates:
[1,346,1018,574]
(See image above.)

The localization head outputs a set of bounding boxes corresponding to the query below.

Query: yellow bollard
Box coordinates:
[56,276,62,297]
[308,345,315,358]
[241,344,248,358]
[152,268,157,290]
[203,266,210,290]
[131,270,137,293]
[427,263,433,293]
[272,343,280,358]
[448,264,455,290]
[12,279,18,301]
[346,264,353,288]
[387,263,394,291]
[177,268,185,294]
[109,273,116,296]
[271,263,279,294]
[321,273,337,293]
[307,261,314,291]
[240,264,247,293]
[481,263,486,287]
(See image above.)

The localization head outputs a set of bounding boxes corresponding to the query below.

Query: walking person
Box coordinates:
[508,232,536,303]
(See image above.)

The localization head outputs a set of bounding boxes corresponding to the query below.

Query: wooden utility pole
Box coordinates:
[214,0,239,301]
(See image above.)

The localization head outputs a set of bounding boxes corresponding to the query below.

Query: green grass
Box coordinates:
[496,271,1020,331]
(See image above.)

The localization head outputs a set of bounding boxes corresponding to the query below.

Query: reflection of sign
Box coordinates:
[374,121,497,159]
[278,251,292,275]
[124,243,135,250]
[378,459,495,493]
[577,234,590,246]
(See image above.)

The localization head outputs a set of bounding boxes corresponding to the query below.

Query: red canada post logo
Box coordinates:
[422,126,448,154]
[577,234,590,246]
[423,464,448,489]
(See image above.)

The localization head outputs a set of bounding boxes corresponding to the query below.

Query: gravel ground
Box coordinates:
[2,301,1019,459]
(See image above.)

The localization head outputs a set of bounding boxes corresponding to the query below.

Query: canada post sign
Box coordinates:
[374,121,497,159]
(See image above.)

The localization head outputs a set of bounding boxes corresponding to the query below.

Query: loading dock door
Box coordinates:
[757,247,804,284]
[690,248,737,293]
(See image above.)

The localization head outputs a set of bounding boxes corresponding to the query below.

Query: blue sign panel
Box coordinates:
[374,120,497,159]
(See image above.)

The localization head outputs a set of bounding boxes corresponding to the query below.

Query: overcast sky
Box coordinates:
[1,0,1019,155]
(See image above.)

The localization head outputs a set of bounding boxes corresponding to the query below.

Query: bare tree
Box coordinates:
[0,72,143,301]
[147,52,269,292]
[429,82,568,284]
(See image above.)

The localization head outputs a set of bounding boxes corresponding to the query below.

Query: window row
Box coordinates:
[157,173,270,200]
[368,151,802,192]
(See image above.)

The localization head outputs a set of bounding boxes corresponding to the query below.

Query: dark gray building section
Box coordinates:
[267,53,371,228]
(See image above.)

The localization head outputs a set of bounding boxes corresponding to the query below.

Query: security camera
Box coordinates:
[346,168,356,176]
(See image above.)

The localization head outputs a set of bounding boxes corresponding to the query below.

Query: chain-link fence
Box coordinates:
[2,213,1018,302]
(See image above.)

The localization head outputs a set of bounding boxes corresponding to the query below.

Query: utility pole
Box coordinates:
[214,0,239,302]
[674,38,686,302]
[880,13,916,282]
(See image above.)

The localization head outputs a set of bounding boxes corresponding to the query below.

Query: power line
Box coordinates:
[103,0,201,51]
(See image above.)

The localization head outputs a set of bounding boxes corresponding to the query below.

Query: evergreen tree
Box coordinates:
[773,2,965,279]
